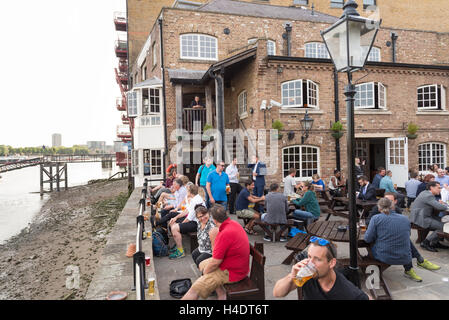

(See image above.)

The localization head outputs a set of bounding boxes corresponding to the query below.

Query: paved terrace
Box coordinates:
[87,187,449,300]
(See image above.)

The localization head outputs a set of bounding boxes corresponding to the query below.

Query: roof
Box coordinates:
[167,69,208,83]
[198,0,338,24]
[133,77,162,88]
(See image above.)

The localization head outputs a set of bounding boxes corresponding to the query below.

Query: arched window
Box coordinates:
[267,40,276,55]
[180,34,217,60]
[418,143,446,172]
[305,42,330,59]
[282,145,319,178]
[417,84,446,110]
[281,79,319,108]
[238,90,247,116]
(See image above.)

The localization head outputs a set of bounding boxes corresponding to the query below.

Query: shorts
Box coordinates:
[179,221,198,234]
[191,258,232,299]
[236,208,258,219]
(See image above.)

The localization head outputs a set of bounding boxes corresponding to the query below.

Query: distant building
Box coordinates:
[52,134,62,147]
[87,141,106,153]
[114,141,126,152]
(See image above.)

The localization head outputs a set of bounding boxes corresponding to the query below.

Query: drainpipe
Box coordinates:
[285,23,292,56]
[391,32,398,63]
[208,68,225,162]
[159,17,168,180]
[334,68,341,172]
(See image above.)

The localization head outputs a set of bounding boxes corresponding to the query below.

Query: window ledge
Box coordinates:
[416,110,449,115]
[355,109,391,115]
[279,108,323,115]
[179,58,218,64]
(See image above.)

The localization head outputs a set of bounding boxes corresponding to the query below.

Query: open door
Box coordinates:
[386,137,408,188]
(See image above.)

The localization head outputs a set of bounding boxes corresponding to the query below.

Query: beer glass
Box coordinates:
[293,261,317,287]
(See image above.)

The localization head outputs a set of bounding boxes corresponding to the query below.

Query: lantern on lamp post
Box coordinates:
[321,0,381,288]
[300,110,314,144]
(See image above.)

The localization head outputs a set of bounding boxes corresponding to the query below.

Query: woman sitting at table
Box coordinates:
[291,181,321,224]
[191,205,218,270]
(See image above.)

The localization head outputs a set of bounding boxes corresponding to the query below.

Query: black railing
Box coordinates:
[182,108,207,133]
[133,182,148,300]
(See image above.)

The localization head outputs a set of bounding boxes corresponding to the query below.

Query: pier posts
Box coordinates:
[39,163,68,195]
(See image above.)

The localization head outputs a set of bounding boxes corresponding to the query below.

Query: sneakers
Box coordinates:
[169,248,185,259]
[404,268,423,282]
[417,259,441,271]
[280,237,288,242]
[169,244,177,253]
[263,235,272,242]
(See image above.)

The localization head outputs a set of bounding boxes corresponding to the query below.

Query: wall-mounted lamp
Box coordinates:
[300,110,314,144]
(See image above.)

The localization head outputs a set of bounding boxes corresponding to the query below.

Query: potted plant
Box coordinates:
[202,123,214,141]
[272,120,284,139]
[330,121,344,139]
[407,123,419,139]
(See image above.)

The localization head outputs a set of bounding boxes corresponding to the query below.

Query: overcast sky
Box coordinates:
[0,0,127,147]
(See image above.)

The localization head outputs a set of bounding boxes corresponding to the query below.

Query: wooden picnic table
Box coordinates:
[282,231,311,265]
[307,220,361,243]
[333,197,378,219]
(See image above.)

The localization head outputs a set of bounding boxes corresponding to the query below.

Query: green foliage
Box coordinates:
[331,121,344,132]
[272,120,284,131]
[0,145,90,156]
[407,123,419,134]
[203,123,213,131]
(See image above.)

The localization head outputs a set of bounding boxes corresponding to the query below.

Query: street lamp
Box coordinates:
[300,110,314,144]
[321,0,381,288]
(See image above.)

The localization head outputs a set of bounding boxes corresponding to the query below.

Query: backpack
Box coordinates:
[152,230,169,257]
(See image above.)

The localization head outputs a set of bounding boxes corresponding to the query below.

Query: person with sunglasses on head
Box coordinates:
[273,236,369,300]
[191,205,219,269]
[206,160,230,211]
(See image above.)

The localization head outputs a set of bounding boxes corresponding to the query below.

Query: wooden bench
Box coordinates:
[282,231,311,265]
[181,232,198,254]
[253,219,290,242]
[437,231,449,241]
[411,223,430,244]
[224,242,266,300]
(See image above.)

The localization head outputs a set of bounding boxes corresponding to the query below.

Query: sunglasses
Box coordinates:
[309,236,336,258]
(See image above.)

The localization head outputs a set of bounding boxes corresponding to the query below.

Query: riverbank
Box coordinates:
[0,179,129,300]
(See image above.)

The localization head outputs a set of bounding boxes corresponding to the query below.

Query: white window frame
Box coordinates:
[355,82,386,109]
[305,42,330,59]
[143,149,163,177]
[152,42,157,67]
[417,84,445,110]
[282,79,303,108]
[140,87,162,127]
[127,91,140,117]
[282,145,320,179]
[267,40,276,55]
[365,46,381,62]
[418,143,446,172]
[132,149,140,176]
[378,82,386,109]
[281,79,319,109]
[238,90,247,117]
[307,80,319,108]
[180,34,218,61]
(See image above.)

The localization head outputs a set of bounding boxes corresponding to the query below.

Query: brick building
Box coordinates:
[127,0,449,188]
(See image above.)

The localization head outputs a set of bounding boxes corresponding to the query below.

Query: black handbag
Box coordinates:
[169,278,192,299]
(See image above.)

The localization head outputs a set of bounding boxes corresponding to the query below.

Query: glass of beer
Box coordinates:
[148,277,155,295]
[226,185,231,194]
[145,256,151,267]
[360,219,367,232]
[181,205,186,211]
[293,261,317,287]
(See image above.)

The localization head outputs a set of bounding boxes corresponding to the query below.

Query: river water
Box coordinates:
[0,162,123,244]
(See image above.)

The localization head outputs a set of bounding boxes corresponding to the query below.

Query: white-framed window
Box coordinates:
[140,88,161,126]
[238,90,247,117]
[140,115,161,127]
[305,42,330,59]
[127,91,139,117]
[143,149,162,176]
[418,143,446,172]
[362,46,381,62]
[152,42,157,66]
[180,34,217,60]
[417,84,446,110]
[281,79,319,108]
[282,145,320,179]
[132,149,139,176]
[267,40,276,55]
[355,82,386,109]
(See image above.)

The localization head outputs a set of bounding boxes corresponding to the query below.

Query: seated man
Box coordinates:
[236,180,265,235]
[261,183,288,242]
[273,237,369,300]
[410,181,449,252]
[149,167,177,204]
[311,174,325,191]
[291,181,321,224]
[379,170,406,208]
[364,197,440,282]
[182,205,250,300]
[168,184,205,259]
[372,167,386,189]
[357,175,377,201]
[405,171,421,208]
[155,178,187,229]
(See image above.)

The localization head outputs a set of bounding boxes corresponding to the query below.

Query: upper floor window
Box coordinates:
[267,40,276,55]
[238,90,247,117]
[417,84,446,110]
[305,42,330,59]
[330,0,344,8]
[180,34,217,61]
[140,88,161,126]
[355,82,386,109]
[281,79,319,108]
[127,91,139,117]
[418,143,446,172]
[282,145,319,179]
[363,0,376,9]
[363,46,381,62]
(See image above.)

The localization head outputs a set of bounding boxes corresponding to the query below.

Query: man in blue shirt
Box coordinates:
[206,160,230,210]
[379,170,406,208]
[364,197,440,282]
[196,157,216,208]
[248,155,266,197]
[236,180,265,235]
[405,171,421,208]
[435,168,449,187]
[372,167,386,189]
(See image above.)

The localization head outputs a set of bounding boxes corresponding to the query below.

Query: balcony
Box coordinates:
[115,152,130,168]
[115,40,127,58]
[121,114,130,124]
[117,72,128,85]
[116,97,126,111]
[117,125,132,140]
[118,58,128,73]
[114,12,127,32]
[182,108,207,134]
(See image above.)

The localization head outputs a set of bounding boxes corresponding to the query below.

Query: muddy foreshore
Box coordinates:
[0,179,129,300]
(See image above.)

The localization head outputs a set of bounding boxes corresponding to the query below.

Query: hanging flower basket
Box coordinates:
[331,131,344,139]
[406,133,417,139]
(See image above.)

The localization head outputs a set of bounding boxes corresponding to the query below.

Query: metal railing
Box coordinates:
[182,107,207,133]
[133,181,148,300]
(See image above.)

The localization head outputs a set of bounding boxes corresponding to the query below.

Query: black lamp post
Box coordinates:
[300,110,314,144]
[321,0,381,288]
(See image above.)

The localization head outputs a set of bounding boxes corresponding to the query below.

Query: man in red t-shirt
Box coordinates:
[182,204,249,300]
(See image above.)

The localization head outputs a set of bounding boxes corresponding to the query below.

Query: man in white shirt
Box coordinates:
[284,167,301,196]
[226,157,241,215]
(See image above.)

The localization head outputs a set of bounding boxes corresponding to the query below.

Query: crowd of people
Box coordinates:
[145,157,449,300]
